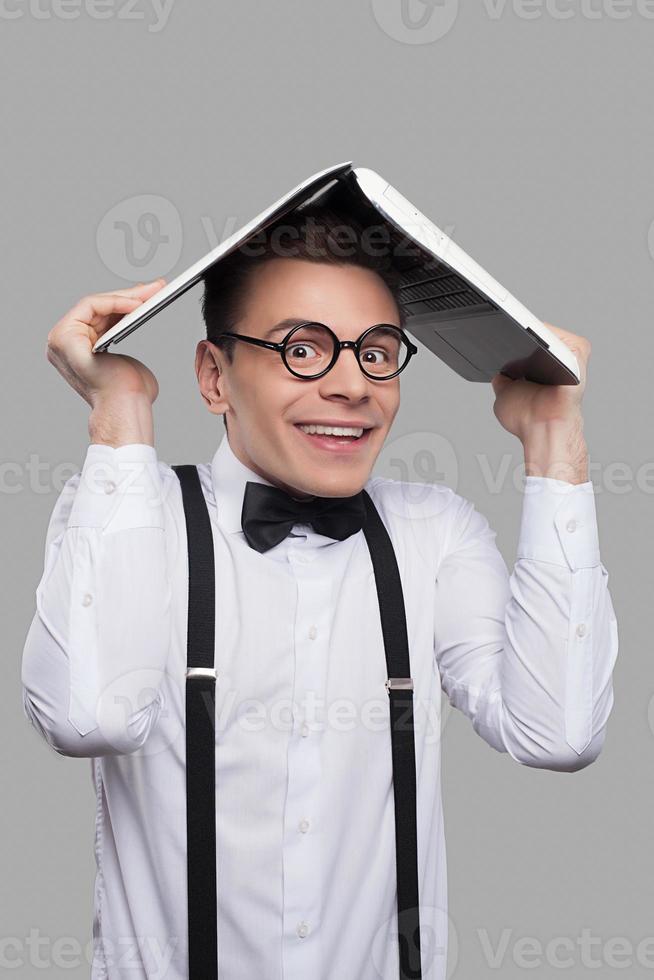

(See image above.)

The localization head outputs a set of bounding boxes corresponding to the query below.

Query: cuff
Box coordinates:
[67,444,165,532]
[516,476,600,571]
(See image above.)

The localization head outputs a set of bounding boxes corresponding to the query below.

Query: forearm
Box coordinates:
[89,392,155,448]
[521,414,589,484]
[494,551,617,770]
[435,479,619,772]
[21,444,171,757]
[494,477,617,769]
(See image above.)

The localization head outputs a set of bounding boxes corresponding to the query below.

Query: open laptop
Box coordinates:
[92,161,580,386]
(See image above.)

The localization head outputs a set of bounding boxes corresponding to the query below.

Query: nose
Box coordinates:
[318,343,371,396]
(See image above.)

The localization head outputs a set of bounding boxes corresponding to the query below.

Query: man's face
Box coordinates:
[196,258,403,499]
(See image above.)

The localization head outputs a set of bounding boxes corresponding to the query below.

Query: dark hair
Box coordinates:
[200,204,406,433]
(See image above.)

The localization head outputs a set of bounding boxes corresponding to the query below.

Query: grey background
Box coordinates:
[2,2,652,976]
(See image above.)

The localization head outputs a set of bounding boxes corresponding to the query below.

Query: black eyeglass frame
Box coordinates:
[217,321,419,381]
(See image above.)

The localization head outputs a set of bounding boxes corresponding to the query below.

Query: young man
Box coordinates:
[22,207,618,980]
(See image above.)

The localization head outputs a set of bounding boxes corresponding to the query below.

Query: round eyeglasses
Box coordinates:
[218,321,418,380]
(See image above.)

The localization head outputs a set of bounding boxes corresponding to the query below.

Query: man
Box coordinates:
[21,206,618,980]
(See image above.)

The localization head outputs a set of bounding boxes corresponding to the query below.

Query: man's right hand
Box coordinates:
[46,279,167,447]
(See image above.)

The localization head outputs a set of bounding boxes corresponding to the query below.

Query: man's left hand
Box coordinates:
[490,323,591,483]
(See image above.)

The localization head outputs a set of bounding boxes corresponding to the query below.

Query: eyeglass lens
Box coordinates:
[283,323,409,378]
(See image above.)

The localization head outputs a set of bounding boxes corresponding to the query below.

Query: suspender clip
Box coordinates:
[186,667,217,680]
[385,677,413,692]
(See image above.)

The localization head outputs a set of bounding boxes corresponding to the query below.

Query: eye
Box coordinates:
[360,348,389,365]
[286,343,319,360]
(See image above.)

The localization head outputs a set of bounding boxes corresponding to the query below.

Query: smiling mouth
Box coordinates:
[293,423,373,450]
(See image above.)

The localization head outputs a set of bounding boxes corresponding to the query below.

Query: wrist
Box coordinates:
[521,417,588,484]
[89,392,155,448]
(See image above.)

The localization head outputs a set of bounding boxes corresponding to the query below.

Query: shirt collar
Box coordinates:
[211,434,279,535]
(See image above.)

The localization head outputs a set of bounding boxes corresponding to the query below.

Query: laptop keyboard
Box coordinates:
[308,173,497,321]
[397,263,493,315]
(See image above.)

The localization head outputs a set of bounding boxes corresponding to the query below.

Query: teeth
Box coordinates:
[298,424,364,438]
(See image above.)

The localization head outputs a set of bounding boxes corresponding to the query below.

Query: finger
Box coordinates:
[543,322,570,338]
[543,322,582,344]
[491,372,512,393]
[69,294,145,331]
[92,285,167,332]
[543,322,590,356]
[98,278,166,299]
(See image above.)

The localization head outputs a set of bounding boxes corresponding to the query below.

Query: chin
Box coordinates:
[303,470,371,499]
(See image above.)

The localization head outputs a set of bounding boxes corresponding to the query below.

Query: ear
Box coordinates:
[195,340,230,417]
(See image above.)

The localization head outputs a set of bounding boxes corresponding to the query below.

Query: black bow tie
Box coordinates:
[241,480,368,553]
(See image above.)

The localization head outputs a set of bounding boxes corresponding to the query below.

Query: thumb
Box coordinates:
[491,372,512,396]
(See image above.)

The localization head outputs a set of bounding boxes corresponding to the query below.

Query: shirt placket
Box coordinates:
[282,533,326,977]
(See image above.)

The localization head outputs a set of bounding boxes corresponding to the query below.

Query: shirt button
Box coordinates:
[300,723,310,738]
[566,519,578,533]
[576,623,587,638]
[308,625,317,640]
[296,921,309,939]
[295,553,310,564]
[298,818,311,834]
[82,593,93,607]
[104,480,117,494]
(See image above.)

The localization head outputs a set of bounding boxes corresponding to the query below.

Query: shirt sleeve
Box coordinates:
[433,475,619,771]
[21,443,173,757]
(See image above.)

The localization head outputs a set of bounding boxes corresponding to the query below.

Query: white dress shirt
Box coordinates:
[21,434,619,980]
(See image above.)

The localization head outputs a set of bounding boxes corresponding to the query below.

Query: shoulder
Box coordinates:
[364,473,457,518]
[364,474,483,565]
[157,460,212,498]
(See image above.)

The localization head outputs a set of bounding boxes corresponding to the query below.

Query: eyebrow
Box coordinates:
[262,318,401,341]
[262,318,308,340]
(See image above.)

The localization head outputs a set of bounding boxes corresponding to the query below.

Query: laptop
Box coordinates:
[92,161,580,386]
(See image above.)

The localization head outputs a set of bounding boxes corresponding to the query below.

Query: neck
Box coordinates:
[226,431,316,500]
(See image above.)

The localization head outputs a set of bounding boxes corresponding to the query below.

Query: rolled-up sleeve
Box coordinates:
[21,443,172,758]
[433,476,618,772]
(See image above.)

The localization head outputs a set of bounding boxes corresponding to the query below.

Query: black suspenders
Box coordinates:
[361,491,422,980]
[173,465,218,978]
[173,464,423,980]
